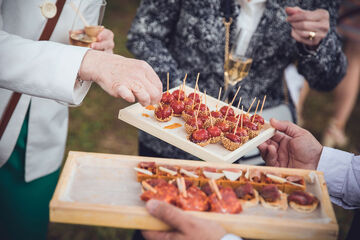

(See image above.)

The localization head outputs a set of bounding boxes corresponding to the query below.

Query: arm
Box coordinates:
[317,147,360,209]
[0,31,91,105]
[288,2,347,91]
[127,0,184,88]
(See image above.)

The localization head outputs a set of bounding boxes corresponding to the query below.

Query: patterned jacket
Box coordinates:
[127,0,347,159]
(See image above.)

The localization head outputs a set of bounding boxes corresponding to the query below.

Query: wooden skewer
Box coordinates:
[233,113,241,134]
[246,97,257,115]
[178,84,182,101]
[158,102,163,109]
[167,72,169,93]
[195,110,199,131]
[236,97,242,110]
[181,177,187,198]
[176,178,182,194]
[142,181,157,194]
[204,90,208,115]
[252,100,260,123]
[224,86,241,119]
[216,87,222,112]
[260,95,267,116]
[241,106,244,129]
[70,2,89,27]
[210,179,222,200]
[182,73,188,93]
[195,73,200,92]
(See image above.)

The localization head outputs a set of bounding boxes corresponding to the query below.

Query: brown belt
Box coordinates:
[0,0,66,140]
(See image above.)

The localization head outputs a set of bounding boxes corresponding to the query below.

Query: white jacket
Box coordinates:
[0,0,100,182]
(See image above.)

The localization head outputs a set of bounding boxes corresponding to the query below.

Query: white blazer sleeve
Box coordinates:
[0,1,91,105]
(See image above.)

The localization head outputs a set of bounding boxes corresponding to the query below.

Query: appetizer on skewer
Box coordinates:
[208,182,242,214]
[188,128,210,147]
[154,103,173,122]
[222,114,243,151]
[160,73,175,105]
[176,182,209,211]
[184,117,204,134]
[141,179,179,204]
[206,125,222,144]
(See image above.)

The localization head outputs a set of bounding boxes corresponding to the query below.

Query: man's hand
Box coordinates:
[142,200,227,240]
[90,28,115,53]
[79,50,162,106]
[286,7,330,46]
[258,119,323,170]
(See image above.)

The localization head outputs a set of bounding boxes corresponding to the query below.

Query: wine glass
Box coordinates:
[69,0,107,47]
[223,28,253,101]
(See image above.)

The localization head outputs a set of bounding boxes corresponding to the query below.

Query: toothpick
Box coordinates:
[252,100,260,123]
[260,95,267,116]
[142,181,157,194]
[158,102,163,109]
[246,97,257,115]
[216,87,222,111]
[241,106,244,129]
[195,111,199,131]
[210,179,222,200]
[204,90,208,115]
[234,113,241,134]
[182,74,188,92]
[236,97,242,109]
[230,86,241,107]
[178,84,182,101]
[176,177,182,193]
[181,177,187,198]
[195,73,200,92]
[167,72,169,94]
[70,2,89,27]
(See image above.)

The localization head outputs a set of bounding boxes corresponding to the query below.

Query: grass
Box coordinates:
[48,0,359,239]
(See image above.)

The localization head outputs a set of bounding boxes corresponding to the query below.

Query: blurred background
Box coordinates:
[48,0,360,239]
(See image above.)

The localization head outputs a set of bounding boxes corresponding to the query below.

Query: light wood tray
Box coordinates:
[118,86,276,163]
[50,151,338,240]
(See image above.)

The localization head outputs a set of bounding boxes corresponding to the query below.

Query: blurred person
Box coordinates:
[142,118,360,240]
[322,0,360,148]
[0,0,162,239]
[127,0,347,162]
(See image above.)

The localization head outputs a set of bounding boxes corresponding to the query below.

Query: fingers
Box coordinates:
[130,81,151,106]
[286,8,328,22]
[270,118,305,138]
[117,85,135,103]
[142,231,175,240]
[264,145,279,167]
[146,200,190,231]
[91,29,115,53]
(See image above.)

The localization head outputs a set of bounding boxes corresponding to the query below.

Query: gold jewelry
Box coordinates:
[308,31,316,41]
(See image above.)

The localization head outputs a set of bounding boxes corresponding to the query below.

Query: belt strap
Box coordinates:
[0,0,66,140]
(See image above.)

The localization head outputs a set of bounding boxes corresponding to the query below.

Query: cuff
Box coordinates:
[53,45,91,105]
[317,147,354,198]
[221,234,242,240]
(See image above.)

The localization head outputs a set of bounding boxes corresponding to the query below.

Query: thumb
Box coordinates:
[270,118,305,138]
[146,200,189,231]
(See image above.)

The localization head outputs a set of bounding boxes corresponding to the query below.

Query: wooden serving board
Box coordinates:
[118,86,276,163]
[50,151,338,240]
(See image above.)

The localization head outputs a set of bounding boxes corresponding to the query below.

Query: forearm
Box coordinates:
[0,31,91,105]
[317,147,360,209]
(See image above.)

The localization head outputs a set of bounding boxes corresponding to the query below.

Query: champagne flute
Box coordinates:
[69,0,107,47]
[223,28,253,101]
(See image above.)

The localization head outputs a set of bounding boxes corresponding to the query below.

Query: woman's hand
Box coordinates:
[286,7,330,47]
[90,28,115,53]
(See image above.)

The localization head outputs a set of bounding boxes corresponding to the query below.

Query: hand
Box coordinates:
[79,50,162,106]
[90,28,115,53]
[142,200,227,240]
[286,7,330,47]
[258,119,323,170]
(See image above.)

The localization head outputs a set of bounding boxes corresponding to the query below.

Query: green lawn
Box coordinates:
[48,0,359,239]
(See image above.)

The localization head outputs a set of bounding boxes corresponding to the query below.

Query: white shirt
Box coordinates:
[233,0,267,56]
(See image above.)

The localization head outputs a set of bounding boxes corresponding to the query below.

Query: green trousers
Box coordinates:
[0,111,60,240]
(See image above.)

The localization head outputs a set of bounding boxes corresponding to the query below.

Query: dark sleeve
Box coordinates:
[126,0,184,88]
[296,1,347,91]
